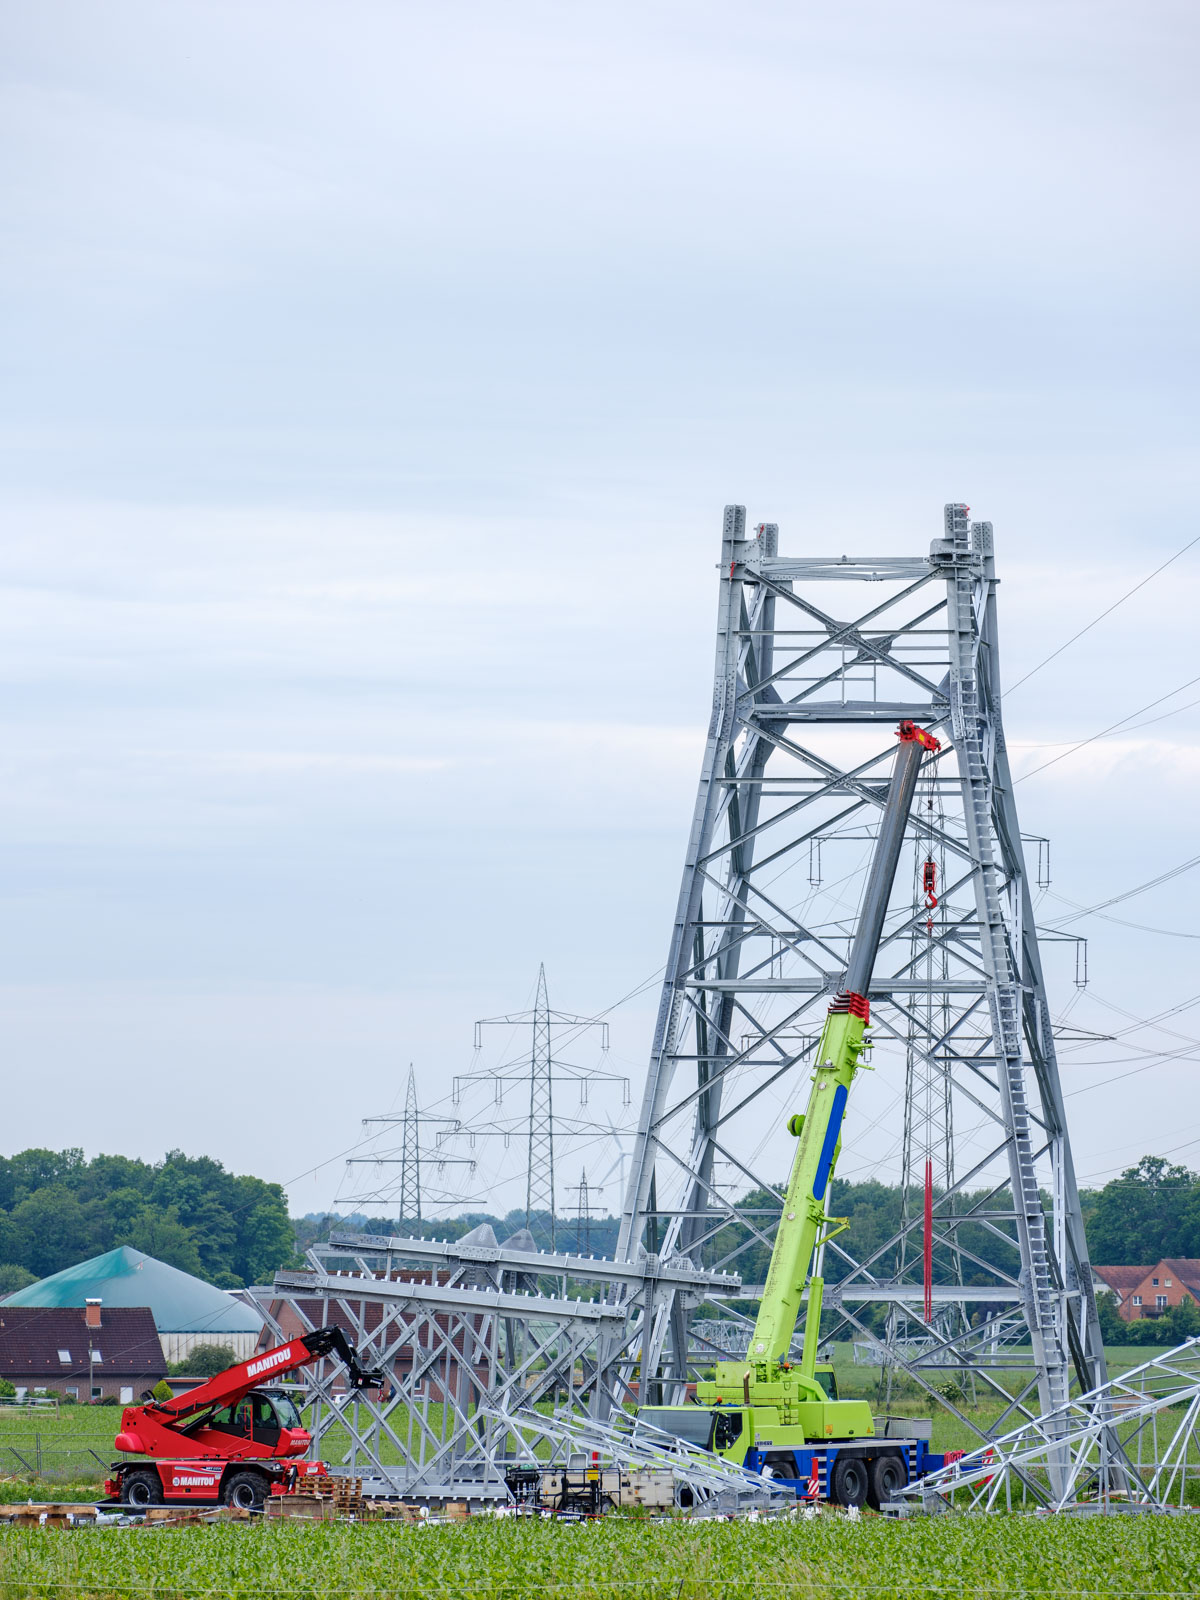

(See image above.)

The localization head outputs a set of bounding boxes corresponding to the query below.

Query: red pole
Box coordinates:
[923,1159,933,1323]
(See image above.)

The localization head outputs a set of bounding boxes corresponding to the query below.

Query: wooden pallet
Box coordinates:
[0,1503,97,1529]
[142,1506,254,1529]
[307,1474,364,1517]
[361,1500,424,1523]
[265,1494,336,1522]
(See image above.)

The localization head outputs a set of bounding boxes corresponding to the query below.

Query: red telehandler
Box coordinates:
[104,1327,383,1511]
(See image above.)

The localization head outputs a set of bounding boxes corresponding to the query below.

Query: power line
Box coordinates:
[1015,671,1200,783]
[1051,905,1200,941]
[1043,854,1200,929]
[1007,531,1200,693]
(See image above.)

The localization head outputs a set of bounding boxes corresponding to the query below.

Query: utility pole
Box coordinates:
[452,966,626,1249]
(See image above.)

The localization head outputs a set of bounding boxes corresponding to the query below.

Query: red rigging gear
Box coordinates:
[922,858,938,934]
[103,1328,384,1513]
[896,720,941,754]
[828,990,870,1024]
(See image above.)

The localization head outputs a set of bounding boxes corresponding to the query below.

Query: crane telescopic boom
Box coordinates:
[747,720,939,1378]
[650,719,943,1468]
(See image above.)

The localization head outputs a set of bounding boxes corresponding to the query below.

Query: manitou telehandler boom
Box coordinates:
[104,1327,383,1511]
[639,721,955,1509]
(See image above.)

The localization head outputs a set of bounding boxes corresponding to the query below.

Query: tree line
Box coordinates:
[3,1147,1195,1331]
[0,1148,295,1293]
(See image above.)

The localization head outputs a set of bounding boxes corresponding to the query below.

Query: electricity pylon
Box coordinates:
[616,504,1108,1442]
[345,1065,474,1224]
[452,965,627,1248]
[565,1170,605,1254]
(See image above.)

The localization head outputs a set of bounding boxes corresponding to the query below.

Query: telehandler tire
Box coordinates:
[223,1471,269,1512]
[121,1469,163,1508]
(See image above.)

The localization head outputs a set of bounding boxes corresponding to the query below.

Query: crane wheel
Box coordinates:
[223,1471,269,1512]
[121,1469,163,1508]
[867,1451,908,1509]
[830,1454,869,1509]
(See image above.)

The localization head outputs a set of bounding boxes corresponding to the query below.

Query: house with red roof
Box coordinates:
[1093,1259,1200,1322]
[0,1301,165,1402]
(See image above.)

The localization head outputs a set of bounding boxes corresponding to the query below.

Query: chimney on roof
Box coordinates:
[85,1298,101,1329]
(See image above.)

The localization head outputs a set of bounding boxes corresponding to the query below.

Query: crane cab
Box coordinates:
[114,1386,311,1461]
[638,1404,752,1467]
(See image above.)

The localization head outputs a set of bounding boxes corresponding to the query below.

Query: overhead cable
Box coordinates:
[1043,854,1200,929]
[1008,531,1200,693]
[1015,671,1200,782]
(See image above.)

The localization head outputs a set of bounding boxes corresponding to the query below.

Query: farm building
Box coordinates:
[1093,1258,1200,1321]
[2,1246,263,1362]
[0,1302,165,1402]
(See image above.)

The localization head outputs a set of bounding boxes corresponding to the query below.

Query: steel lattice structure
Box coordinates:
[453,966,622,1248]
[345,1066,474,1220]
[616,504,1108,1439]
[251,1228,740,1503]
[910,1337,1200,1512]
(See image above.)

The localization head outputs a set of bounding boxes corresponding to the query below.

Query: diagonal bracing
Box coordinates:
[615,505,1108,1447]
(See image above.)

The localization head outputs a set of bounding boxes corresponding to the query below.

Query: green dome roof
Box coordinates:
[2,1246,262,1335]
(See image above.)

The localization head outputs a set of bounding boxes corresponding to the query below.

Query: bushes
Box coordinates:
[169,1344,239,1378]
[1098,1287,1200,1348]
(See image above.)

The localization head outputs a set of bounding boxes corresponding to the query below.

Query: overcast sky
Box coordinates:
[2,1,1198,1220]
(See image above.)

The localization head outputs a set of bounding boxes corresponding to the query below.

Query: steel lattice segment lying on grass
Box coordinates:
[909,1336,1200,1512]
[474,1404,788,1516]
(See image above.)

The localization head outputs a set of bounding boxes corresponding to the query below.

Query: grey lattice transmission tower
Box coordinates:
[565,1170,605,1254]
[615,502,1108,1439]
[344,1065,474,1224]
[452,965,627,1247]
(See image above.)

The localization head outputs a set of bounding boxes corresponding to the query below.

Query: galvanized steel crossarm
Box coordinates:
[322,1232,740,1294]
[274,1266,628,1324]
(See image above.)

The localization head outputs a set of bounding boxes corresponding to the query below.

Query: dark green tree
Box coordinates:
[118,1205,205,1277]
[9,1186,95,1277]
[8,1149,85,1202]
[1095,1291,1127,1345]
[1085,1157,1196,1264]
[1165,1295,1200,1342]
[170,1343,240,1377]
[231,1176,295,1287]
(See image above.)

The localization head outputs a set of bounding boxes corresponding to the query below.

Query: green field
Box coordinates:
[0,1509,1197,1598]
[0,1358,1197,1598]
[0,1341,1182,1493]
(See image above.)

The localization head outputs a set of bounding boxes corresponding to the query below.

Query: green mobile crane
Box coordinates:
[638,720,949,1509]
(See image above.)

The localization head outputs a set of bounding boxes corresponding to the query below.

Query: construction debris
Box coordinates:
[0,1503,97,1528]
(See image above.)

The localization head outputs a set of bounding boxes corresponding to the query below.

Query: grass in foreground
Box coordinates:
[0,1511,1199,1599]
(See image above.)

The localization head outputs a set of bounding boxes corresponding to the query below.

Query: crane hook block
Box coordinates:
[922,859,938,909]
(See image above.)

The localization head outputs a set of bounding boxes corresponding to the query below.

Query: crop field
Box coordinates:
[0,1509,1198,1599]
